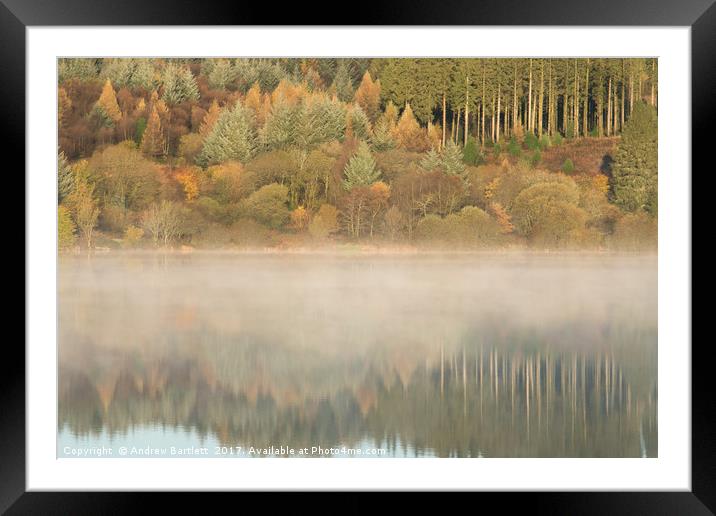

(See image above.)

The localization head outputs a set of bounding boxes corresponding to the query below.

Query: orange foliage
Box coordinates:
[354,71,381,122]
[290,206,310,231]
[393,103,431,152]
[271,79,305,106]
[96,79,122,122]
[244,82,264,125]
[175,167,200,201]
[490,202,514,234]
[199,99,221,137]
[593,174,610,195]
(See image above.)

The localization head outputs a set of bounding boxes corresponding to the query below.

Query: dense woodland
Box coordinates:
[56,58,658,251]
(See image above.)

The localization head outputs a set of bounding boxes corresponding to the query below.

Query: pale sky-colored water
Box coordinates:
[58,252,657,458]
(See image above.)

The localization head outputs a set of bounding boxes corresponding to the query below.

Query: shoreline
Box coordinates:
[58,245,658,258]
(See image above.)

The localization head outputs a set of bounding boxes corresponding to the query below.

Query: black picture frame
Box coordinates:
[3,0,705,511]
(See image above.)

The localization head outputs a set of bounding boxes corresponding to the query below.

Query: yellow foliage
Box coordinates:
[244,83,264,126]
[96,79,122,122]
[369,180,390,200]
[592,174,610,195]
[58,87,72,128]
[290,206,310,231]
[175,168,200,201]
[484,177,502,200]
[199,99,221,137]
[393,103,430,152]
[271,79,304,106]
[489,202,514,234]
[122,225,144,248]
[354,71,381,122]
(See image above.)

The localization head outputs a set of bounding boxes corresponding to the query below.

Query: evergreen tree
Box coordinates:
[441,141,466,177]
[332,61,354,103]
[612,102,658,214]
[141,105,166,158]
[348,105,372,141]
[101,58,155,90]
[58,58,98,83]
[371,117,395,151]
[207,58,238,90]
[58,150,74,203]
[420,141,466,179]
[58,205,77,249]
[343,142,381,189]
[463,137,483,165]
[261,99,300,149]
[161,64,200,105]
[197,101,256,166]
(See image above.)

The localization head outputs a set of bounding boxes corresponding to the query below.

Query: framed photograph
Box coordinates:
[6,0,705,510]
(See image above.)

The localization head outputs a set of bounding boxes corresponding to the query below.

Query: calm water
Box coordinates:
[58,252,657,458]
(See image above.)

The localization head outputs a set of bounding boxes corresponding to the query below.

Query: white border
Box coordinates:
[27,27,691,490]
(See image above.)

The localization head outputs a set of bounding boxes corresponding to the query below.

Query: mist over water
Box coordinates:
[58,252,657,458]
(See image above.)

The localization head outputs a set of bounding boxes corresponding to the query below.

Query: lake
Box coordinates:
[58,251,657,458]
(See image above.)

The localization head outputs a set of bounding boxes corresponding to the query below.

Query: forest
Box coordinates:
[56,57,658,251]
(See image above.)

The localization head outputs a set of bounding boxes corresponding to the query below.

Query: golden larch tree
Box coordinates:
[95,79,122,124]
[141,105,166,158]
[199,100,222,138]
[354,71,381,123]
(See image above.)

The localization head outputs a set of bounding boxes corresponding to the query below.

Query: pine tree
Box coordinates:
[371,117,395,151]
[141,105,166,158]
[207,58,238,90]
[463,137,483,165]
[58,151,74,203]
[441,141,466,177]
[419,141,466,179]
[100,58,155,90]
[347,104,372,141]
[58,205,77,249]
[612,101,658,214]
[261,99,300,149]
[161,64,200,105]
[197,101,256,166]
[332,61,354,103]
[343,142,381,189]
[95,79,122,125]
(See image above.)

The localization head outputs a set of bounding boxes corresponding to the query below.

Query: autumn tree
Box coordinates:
[69,180,99,249]
[94,79,122,126]
[199,100,222,137]
[141,105,167,158]
[241,183,290,229]
[142,200,184,246]
[354,71,381,122]
[308,203,339,239]
[394,103,430,152]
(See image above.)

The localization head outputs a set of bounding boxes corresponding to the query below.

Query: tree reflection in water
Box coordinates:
[59,253,657,457]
